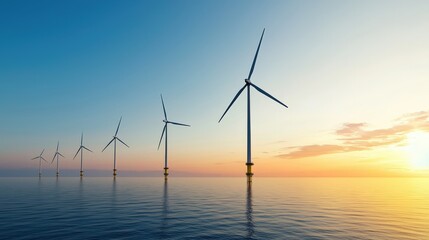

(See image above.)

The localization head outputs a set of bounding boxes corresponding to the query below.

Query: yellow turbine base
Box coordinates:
[246,163,254,182]
[164,167,169,180]
[113,169,117,177]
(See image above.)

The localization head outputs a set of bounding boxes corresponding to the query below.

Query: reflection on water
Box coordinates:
[111,177,118,214]
[246,182,254,239]
[112,177,117,194]
[161,180,169,239]
[78,177,83,199]
[0,178,428,239]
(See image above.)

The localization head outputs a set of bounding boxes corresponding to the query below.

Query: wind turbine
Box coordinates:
[102,117,129,177]
[31,149,47,177]
[218,29,288,182]
[73,133,93,177]
[157,95,190,180]
[51,141,65,177]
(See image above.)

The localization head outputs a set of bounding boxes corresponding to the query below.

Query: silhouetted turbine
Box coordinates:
[51,141,65,177]
[158,95,190,179]
[102,117,129,176]
[218,29,288,181]
[31,149,47,177]
[73,133,93,177]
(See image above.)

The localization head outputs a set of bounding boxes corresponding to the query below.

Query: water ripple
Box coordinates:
[0,177,428,239]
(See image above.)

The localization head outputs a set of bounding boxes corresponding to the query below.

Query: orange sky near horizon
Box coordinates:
[4,110,427,177]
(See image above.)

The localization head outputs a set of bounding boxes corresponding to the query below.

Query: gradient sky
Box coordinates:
[1,0,429,177]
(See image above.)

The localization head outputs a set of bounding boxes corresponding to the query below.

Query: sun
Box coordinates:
[406,131,429,170]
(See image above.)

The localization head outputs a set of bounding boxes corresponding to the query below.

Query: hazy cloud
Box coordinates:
[336,123,367,136]
[279,111,429,159]
[281,145,347,159]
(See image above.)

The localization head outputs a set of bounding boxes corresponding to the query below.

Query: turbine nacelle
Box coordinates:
[31,149,47,163]
[73,133,93,160]
[102,117,130,152]
[218,29,288,124]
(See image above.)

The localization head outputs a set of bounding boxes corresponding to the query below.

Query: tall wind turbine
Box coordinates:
[158,95,190,180]
[102,117,129,177]
[73,133,93,177]
[218,29,288,182]
[31,149,47,177]
[51,141,65,177]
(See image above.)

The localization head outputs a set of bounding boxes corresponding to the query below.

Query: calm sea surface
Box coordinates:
[0,177,428,239]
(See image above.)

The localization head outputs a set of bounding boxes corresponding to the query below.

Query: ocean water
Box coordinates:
[0,177,428,239]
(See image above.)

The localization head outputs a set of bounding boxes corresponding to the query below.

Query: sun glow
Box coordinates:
[406,132,429,170]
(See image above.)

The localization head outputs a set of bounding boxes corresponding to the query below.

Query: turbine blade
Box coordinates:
[31,156,39,160]
[83,146,93,152]
[247,28,265,80]
[158,124,166,150]
[41,149,45,156]
[102,138,115,152]
[73,147,82,160]
[52,153,57,163]
[218,85,246,123]
[161,94,167,120]
[58,153,65,158]
[116,137,130,148]
[41,157,48,163]
[81,133,83,145]
[56,141,59,152]
[168,121,190,127]
[250,82,288,108]
[115,116,122,137]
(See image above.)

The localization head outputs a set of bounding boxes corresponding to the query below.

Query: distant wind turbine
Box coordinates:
[51,141,65,177]
[158,95,190,180]
[31,149,47,177]
[102,117,129,176]
[218,29,288,182]
[73,133,93,177]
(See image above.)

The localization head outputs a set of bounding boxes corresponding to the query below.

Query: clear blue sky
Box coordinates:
[1,0,429,176]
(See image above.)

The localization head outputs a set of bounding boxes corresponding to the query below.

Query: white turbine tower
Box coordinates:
[73,133,93,177]
[102,117,129,177]
[31,149,47,177]
[51,141,65,177]
[158,95,190,180]
[218,29,288,182]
